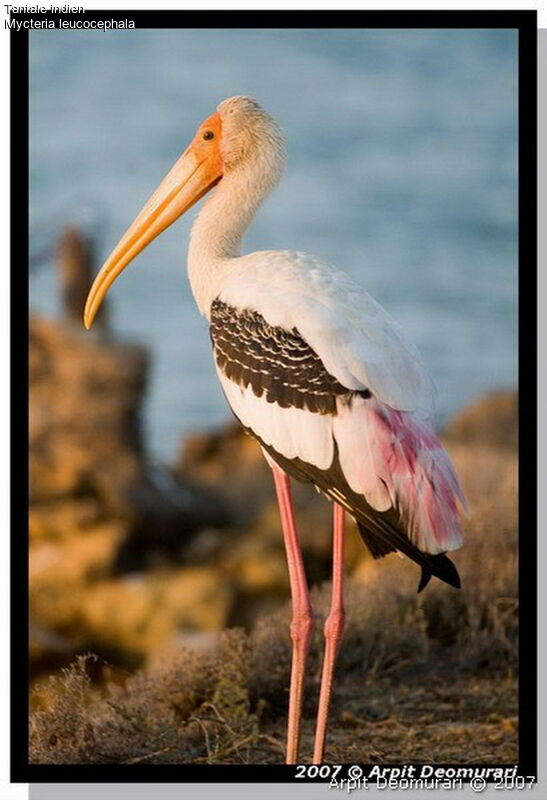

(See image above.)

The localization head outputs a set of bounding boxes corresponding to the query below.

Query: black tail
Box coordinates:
[416,553,461,592]
[357,521,460,593]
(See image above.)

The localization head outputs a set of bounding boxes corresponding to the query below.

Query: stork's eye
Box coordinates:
[203,130,215,141]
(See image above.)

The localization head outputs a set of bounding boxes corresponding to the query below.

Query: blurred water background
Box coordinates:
[30,28,517,462]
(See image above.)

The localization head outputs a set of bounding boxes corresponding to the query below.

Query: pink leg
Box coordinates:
[313,502,346,764]
[271,466,314,764]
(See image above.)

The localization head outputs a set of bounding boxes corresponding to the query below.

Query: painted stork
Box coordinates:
[84,96,466,765]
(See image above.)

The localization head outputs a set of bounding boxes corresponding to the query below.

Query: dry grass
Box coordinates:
[30,545,517,763]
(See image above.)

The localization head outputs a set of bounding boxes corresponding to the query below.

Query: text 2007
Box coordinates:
[295,765,343,779]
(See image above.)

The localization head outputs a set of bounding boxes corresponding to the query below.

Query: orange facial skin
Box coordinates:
[84,111,224,330]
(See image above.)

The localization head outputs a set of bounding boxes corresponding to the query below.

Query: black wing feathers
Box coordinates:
[210,299,369,415]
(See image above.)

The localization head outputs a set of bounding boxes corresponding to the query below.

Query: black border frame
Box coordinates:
[12,9,537,785]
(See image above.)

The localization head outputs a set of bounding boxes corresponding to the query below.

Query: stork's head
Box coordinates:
[83,95,284,329]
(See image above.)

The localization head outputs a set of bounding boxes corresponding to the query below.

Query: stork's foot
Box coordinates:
[286,604,314,763]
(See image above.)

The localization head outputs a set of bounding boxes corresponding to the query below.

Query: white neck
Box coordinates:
[187,157,280,317]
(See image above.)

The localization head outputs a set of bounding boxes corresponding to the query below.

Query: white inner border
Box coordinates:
[1,2,543,797]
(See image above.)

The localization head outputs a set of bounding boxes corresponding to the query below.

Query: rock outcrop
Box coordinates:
[30,230,230,673]
[443,390,518,450]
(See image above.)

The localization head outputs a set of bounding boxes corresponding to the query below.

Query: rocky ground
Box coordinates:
[29,235,518,764]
